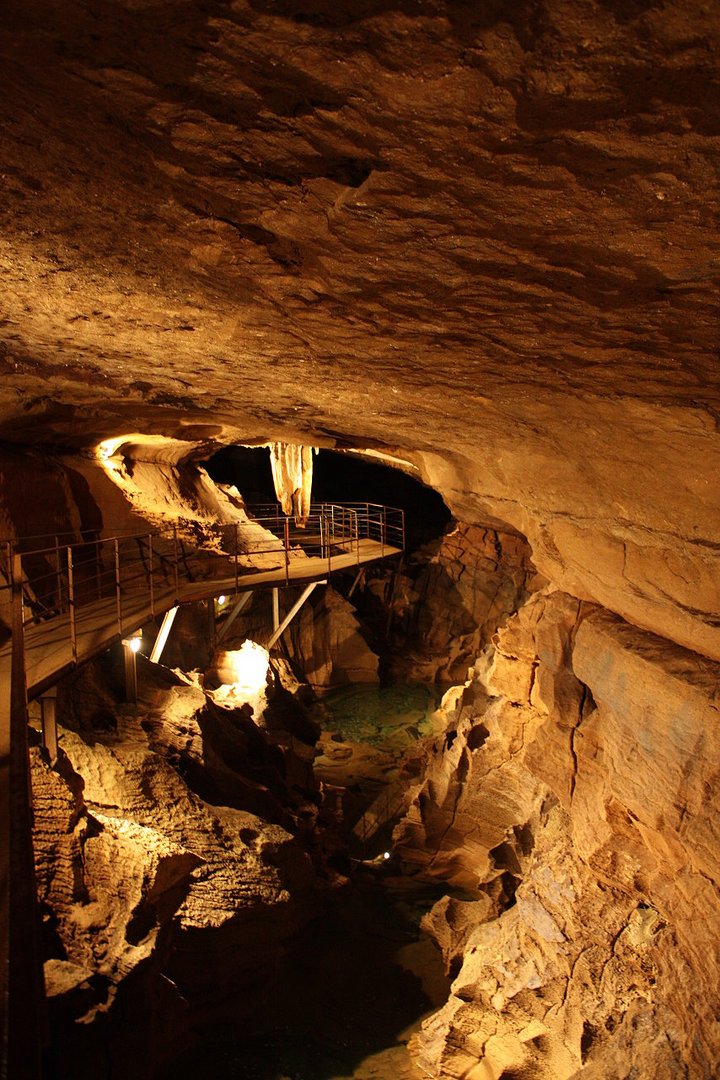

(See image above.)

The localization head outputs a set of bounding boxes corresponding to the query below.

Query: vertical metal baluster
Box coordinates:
[234,522,239,594]
[95,538,101,600]
[114,539,121,636]
[148,534,155,617]
[284,518,290,586]
[356,509,360,566]
[67,546,77,664]
[54,535,63,611]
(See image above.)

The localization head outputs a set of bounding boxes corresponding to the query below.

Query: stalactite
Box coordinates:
[268,443,315,525]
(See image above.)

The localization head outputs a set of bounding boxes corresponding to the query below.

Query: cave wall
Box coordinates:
[396,587,720,1078]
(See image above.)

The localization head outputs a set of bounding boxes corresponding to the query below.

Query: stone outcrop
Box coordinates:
[282,584,380,691]
[0,0,719,663]
[379,522,542,684]
[396,588,720,1078]
[2,2,720,1073]
[32,661,320,1079]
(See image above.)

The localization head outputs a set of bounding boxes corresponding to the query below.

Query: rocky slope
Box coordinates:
[32,659,321,1080]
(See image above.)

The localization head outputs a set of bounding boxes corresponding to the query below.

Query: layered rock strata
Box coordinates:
[396,588,720,1079]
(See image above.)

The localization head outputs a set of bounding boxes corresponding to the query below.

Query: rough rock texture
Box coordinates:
[396,588,720,1078]
[283,584,380,690]
[379,522,542,683]
[1,1,719,660]
[32,662,320,1079]
[2,3,720,1075]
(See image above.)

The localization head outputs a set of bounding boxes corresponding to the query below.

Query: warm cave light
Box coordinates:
[217,595,226,605]
[383,851,391,860]
[228,640,270,694]
[122,633,142,653]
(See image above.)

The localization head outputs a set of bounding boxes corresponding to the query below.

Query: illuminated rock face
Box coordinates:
[396,590,720,1078]
[1,0,719,659]
[1,2,719,1076]
[32,666,319,1079]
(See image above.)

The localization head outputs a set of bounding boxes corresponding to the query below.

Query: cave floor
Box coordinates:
[161,870,450,1080]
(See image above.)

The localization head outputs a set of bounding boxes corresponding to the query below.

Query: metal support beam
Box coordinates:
[207,598,216,652]
[123,642,138,704]
[267,581,325,649]
[216,592,253,645]
[149,606,178,664]
[40,694,59,767]
[347,566,366,600]
[272,587,280,632]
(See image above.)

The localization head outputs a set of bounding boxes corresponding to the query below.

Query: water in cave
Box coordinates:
[160,682,451,1080]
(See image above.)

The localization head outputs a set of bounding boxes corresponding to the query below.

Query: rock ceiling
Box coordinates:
[1,0,719,655]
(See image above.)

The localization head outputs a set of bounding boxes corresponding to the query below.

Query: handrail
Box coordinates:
[2,503,404,680]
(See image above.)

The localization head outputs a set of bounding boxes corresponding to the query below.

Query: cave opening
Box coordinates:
[204,444,453,549]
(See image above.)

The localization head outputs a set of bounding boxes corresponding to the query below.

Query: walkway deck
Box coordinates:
[0,536,401,705]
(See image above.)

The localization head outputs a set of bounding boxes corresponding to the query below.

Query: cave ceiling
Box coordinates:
[1,0,720,657]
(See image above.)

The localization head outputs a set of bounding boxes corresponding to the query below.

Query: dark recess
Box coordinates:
[203,445,452,548]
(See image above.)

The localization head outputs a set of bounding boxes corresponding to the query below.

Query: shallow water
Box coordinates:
[310,683,445,748]
[162,872,449,1080]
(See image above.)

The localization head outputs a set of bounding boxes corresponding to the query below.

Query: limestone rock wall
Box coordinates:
[282,585,380,691]
[32,665,320,1080]
[380,522,541,684]
[396,588,720,1079]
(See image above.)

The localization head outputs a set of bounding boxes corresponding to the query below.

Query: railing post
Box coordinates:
[381,506,386,558]
[234,523,239,594]
[114,539,121,636]
[95,538,102,601]
[284,518,290,586]
[54,535,63,610]
[67,546,77,663]
[148,534,155,617]
[173,526,179,601]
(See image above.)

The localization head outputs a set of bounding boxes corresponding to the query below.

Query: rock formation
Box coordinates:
[33,658,321,1080]
[395,588,720,1078]
[1,0,719,1076]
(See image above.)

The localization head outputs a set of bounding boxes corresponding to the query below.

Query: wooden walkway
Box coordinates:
[0,536,400,708]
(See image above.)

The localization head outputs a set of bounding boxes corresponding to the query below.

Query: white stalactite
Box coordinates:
[269,443,315,525]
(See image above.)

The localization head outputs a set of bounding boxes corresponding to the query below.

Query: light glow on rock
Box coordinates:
[228,639,270,692]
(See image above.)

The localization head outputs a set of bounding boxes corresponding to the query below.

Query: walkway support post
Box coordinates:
[0,551,45,1080]
[122,637,139,704]
[149,607,178,664]
[283,518,290,586]
[207,598,217,652]
[266,581,326,649]
[272,588,280,633]
[40,693,59,767]
[215,592,253,645]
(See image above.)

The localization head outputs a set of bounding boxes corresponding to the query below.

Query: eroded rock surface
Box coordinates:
[0,1,719,659]
[32,663,320,1079]
[396,589,720,1078]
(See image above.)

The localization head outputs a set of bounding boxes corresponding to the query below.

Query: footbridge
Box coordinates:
[0,501,403,1078]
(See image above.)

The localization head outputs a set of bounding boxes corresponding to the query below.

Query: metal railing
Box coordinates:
[0,502,404,678]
